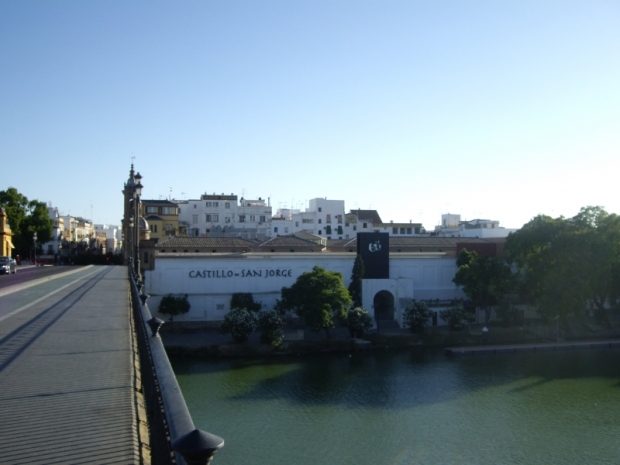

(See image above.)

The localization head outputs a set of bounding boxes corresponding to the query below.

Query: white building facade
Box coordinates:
[144,252,465,327]
[434,214,517,238]
[178,194,272,240]
[272,198,424,240]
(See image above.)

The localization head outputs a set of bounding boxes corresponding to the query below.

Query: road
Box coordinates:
[0,265,142,464]
[0,264,88,291]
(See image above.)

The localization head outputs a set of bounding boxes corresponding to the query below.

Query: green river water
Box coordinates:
[171,347,620,465]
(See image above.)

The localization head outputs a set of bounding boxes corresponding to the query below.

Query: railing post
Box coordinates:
[172,429,225,465]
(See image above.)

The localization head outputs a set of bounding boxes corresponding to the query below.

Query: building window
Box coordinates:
[393,227,398,234]
[143,252,149,264]
[165,224,173,233]
[249,215,255,222]
[239,215,245,223]
[206,202,212,207]
[274,227,278,233]
[318,230,322,235]
[326,214,331,223]
[353,225,357,231]
[318,219,322,224]
[363,223,367,228]
[224,217,231,223]
[318,207,322,212]
[337,215,343,224]
[162,207,176,215]
[284,227,288,233]
[147,206,158,213]
[400,228,405,234]
[213,202,219,207]
[225,202,231,209]
[194,204,197,209]
[192,215,198,224]
[325,225,332,234]
[150,224,158,233]
[302,219,313,224]
[295,221,299,227]
[260,215,266,222]
[206,214,219,222]
[407,228,412,234]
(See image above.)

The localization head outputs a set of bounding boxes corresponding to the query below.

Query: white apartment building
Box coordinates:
[434,214,517,238]
[178,194,272,240]
[41,203,64,255]
[272,198,424,239]
[94,224,123,254]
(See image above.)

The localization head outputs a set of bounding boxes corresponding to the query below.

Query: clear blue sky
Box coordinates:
[1,1,619,229]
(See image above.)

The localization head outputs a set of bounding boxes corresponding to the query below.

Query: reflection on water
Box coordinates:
[171,348,620,465]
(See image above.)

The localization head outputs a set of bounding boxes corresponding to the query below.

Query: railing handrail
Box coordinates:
[129,268,224,464]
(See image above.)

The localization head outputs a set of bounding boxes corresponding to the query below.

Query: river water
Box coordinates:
[171,347,620,465]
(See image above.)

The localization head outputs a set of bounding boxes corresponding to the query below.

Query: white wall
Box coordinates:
[145,252,463,325]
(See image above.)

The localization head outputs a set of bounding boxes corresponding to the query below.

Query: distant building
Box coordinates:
[433,214,517,238]
[94,224,122,254]
[140,199,180,242]
[0,207,14,256]
[273,199,425,240]
[177,194,272,240]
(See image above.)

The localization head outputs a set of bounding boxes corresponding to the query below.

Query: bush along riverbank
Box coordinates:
[162,319,620,359]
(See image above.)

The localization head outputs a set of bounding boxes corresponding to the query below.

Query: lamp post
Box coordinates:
[134,181,143,282]
[33,231,37,265]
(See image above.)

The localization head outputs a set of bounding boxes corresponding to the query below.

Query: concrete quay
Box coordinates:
[0,266,143,465]
[445,339,620,356]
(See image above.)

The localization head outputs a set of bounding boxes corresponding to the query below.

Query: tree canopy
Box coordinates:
[453,249,513,324]
[504,206,620,322]
[278,266,352,338]
[0,187,53,257]
[348,254,365,308]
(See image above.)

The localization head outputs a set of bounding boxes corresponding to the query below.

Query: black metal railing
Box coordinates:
[129,266,224,465]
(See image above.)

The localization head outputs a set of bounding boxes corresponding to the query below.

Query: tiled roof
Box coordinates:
[141,199,178,205]
[155,237,255,248]
[259,235,320,248]
[326,238,357,248]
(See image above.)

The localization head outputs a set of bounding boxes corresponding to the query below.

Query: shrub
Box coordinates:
[346,307,374,338]
[230,293,262,313]
[403,300,434,333]
[219,308,258,343]
[158,294,191,331]
[439,304,475,329]
[258,310,285,348]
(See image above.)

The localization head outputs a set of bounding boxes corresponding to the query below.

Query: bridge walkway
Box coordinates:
[0,266,142,465]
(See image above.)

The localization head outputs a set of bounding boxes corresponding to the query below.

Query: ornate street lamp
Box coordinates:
[134,180,143,282]
[33,231,37,265]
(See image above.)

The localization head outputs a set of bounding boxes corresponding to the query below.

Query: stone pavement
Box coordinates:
[0,266,142,465]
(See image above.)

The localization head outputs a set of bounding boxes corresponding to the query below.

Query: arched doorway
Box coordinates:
[373,290,395,321]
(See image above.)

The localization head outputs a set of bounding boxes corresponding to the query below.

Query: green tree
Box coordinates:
[257,310,285,348]
[403,300,434,333]
[348,254,365,308]
[453,249,513,324]
[0,187,53,258]
[346,307,373,338]
[230,293,262,313]
[158,294,191,331]
[279,266,352,338]
[505,207,620,322]
[219,307,258,343]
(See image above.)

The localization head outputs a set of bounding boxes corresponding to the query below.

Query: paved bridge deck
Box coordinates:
[0,266,141,465]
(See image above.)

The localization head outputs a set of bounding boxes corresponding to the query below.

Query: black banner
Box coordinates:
[357,232,389,279]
